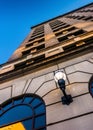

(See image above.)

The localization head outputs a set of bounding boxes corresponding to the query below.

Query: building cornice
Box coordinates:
[31,2,93,29]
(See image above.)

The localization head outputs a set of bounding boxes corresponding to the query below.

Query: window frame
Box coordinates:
[0,93,46,130]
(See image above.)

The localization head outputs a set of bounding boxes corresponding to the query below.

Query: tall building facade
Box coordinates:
[0,3,93,130]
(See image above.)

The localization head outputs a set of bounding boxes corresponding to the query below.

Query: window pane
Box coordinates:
[3,102,13,111]
[91,82,93,87]
[22,119,33,130]
[35,115,46,129]
[31,98,42,107]
[14,99,23,105]
[0,105,33,126]
[91,87,93,95]
[35,104,45,115]
[23,97,33,104]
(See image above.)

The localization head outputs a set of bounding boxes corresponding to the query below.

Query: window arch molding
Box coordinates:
[0,93,46,130]
[89,75,93,97]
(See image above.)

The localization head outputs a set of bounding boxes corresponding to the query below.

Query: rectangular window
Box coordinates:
[49,20,68,31]
[34,54,45,63]
[22,49,31,56]
[84,37,93,44]
[37,44,45,51]
[53,25,70,32]
[77,16,85,20]
[55,31,63,36]
[29,34,44,41]
[83,16,93,21]
[14,61,26,70]
[51,23,66,29]
[58,36,68,42]
[55,26,77,36]
[67,27,76,31]
[74,29,85,36]
[28,35,44,42]
[49,20,62,26]
[63,43,76,52]
[38,38,45,43]
[32,26,44,36]
[32,30,44,35]
[29,25,44,41]
[26,43,33,48]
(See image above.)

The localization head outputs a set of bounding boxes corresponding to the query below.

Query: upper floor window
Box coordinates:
[57,29,85,43]
[49,20,68,31]
[66,14,93,21]
[55,26,77,36]
[0,94,46,130]
[29,34,44,42]
[83,16,93,21]
[32,26,44,37]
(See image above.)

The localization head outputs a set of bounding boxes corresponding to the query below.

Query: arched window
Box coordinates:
[89,75,93,97]
[0,94,46,130]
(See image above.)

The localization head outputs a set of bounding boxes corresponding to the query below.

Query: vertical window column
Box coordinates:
[44,23,58,48]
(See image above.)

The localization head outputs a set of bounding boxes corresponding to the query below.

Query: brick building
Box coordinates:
[0,3,93,130]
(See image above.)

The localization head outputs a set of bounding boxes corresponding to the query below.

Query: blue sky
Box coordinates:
[0,0,93,64]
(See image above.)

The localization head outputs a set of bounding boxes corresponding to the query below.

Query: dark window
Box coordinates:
[55,26,77,36]
[66,14,93,21]
[22,49,31,56]
[38,38,45,43]
[67,27,76,32]
[32,32,44,37]
[29,34,44,42]
[84,36,93,44]
[53,25,70,32]
[32,26,44,37]
[55,31,63,36]
[58,36,68,42]
[31,33,44,39]
[83,16,93,21]
[89,75,93,97]
[73,29,85,36]
[49,20,63,27]
[0,94,46,130]
[34,54,45,63]
[77,16,85,20]
[27,38,45,48]
[63,43,76,52]
[49,20,69,31]
[37,44,45,51]
[26,43,33,48]
[51,23,66,29]
[15,61,27,70]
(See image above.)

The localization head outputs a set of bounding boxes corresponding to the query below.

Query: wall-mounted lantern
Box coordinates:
[54,71,73,105]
